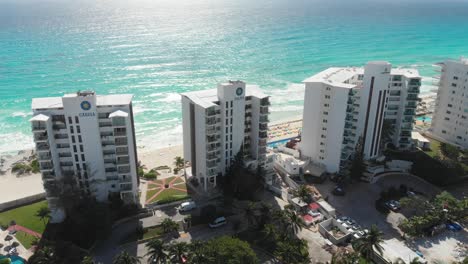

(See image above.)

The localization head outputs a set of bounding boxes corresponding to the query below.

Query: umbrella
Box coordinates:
[4,235,13,242]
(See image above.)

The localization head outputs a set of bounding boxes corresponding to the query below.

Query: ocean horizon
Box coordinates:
[1,0,468,154]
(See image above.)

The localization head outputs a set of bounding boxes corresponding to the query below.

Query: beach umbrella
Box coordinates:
[4,235,13,244]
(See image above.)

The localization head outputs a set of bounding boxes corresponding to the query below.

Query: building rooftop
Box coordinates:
[181,84,268,109]
[303,65,420,87]
[32,94,133,110]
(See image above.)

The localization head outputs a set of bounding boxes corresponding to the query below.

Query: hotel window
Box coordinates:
[230,101,233,107]
[321,135,326,138]
[452,83,457,87]
[225,143,228,149]
[324,104,329,107]
[448,104,453,107]
[320,142,324,145]
[322,127,327,131]
[230,118,232,124]
[73,145,77,152]
[230,126,232,133]
[325,95,331,99]
[75,116,79,123]
[76,164,80,171]
[72,136,76,143]
[230,109,233,115]
[68,117,73,124]
[225,102,228,108]
[230,135,232,140]
[226,110,228,116]
[320,149,325,153]
[78,135,82,143]
[225,127,228,133]
[230,142,232,148]
[454,76,459,80]
[326,87,331,91]
[445,117,450,121]
[77,126,81,133]
[83,164,87,171]
[80,145,84,152]
[323,111,328,115]
[442,130,447,134]
[230,150,232,156]
[323,119,328,123]
[75,154,79,162]
[81,154,85,161]
[70,126,74,134]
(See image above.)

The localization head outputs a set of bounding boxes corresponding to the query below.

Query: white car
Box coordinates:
[178,201,197,212]
[209,217,227,228]
[308,210,321,217]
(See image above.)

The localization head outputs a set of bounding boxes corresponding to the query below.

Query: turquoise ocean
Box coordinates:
[1,0,468,153]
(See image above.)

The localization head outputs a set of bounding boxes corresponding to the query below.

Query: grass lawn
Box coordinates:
[157,189,187,201]
[172,177,185,184]
[15,231,38,249]
[142,225,164,240]
[0,200,48,233]
[146,188,161,201]
[424,139,441,158]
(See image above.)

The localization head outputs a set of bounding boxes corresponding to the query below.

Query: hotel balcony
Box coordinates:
[118,166,131,174]
[114,130,127,137]
[120,183,133,192]
[104,153,116,159]
[38,152,52,161]
[406,95,419,101]
[206,135,220,143]
[99,121,113,128]
[206,143,220,152]
[403,109,416,116]
[112,119,126,128]
[260,107,270,115]
[206,117,220,125]
[206,126,220,135]
[117,157,130,165]
[115,147,129,156]
[52,124,67,131]
[206,108,221,116]
[207,153,218,161]
[36,143,50,152]
[34,132,48,142]
[259,124,268,131]
[106,175,119,181]
[259,139,267,147]
[259,116,269,123]
[120,177,132,184]
[42,171,55,180]
[407,87,420,93]
[106,171,118,178]
[32,124,47,132]
[207,160,218,169]
[259,132,268,139]
[260,98,270,106]
[115,138,128,146]
[258,147,267,155]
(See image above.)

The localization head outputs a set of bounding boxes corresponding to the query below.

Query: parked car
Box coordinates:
[209,216,227,228]
[332,186,345,196]
[446,221,462,231]
[178,201,197,212]
[385,200,401,211]
[337,216,350,224]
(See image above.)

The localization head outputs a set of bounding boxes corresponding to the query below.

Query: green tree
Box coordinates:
[35,206,51,226]
[167,242,189,263]
[145,239,167,264]
[243,202,257,229]
[161,218,179,234]
[81,256,96,264]
[331,250,362,264]
[440,142,460,160]
[284,210,305,237]
[353,225,384,260]
[188,240,213,263]
[274,238,310,264]
[112,251,141,264]
[174,156,185,172]
[350,136,366,181]
[28,246,57,264]
[203,236,258,264]
[295,185,312,204]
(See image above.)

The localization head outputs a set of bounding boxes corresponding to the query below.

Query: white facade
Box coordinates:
[430,57,468,148]
[30,91,139,223]
[181,81,270,191]
[300,62,421,173]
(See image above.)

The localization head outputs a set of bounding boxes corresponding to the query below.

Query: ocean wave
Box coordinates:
[154,93,181,103]
[137,124,183,150]
[11,111,31,118]
[267,83,305,104]
[0,132,34,155]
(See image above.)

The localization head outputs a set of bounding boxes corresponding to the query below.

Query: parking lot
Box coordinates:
[314,173,467,263]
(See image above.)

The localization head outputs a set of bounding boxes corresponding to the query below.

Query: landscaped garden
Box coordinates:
[0,200,48,249]
[145,176,189,205]
[0,200,47,234]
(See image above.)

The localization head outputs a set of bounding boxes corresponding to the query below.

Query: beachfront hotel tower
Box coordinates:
[430,57,468,148]
[181,81,270,191]
[30,91,139,223]
[300,61,421,173]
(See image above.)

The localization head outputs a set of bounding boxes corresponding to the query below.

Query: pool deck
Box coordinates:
[0,228,32,260]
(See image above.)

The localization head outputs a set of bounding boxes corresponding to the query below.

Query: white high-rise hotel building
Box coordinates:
[30,91,139,223]
[430,57,468,148]
[300,61,421,173]
[181,81,270,191]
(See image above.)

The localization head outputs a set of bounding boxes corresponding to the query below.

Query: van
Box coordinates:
[209,216,227,228]
[178,201,197,212]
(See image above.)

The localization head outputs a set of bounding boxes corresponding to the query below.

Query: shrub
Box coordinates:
[144,169,159,180]
[30,159,40,173]
[12,163,32,174]
[155,165,170,170]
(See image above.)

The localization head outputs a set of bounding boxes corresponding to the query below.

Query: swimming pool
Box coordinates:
[268,137,296,148]
[416,116,432,122]
[0,255,25,264]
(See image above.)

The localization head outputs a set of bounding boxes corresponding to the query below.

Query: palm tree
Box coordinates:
[161,218,179,234]
[353,224,384,260]
[28,246,56,264]
[81,256,96,264]
[285,210,304,236]
[243,202,257,229]
[113,250,141,264]
[188,240,212,263]
[295,185,312,204]
[35,206,51,226]
[145,239,167,264]
[331,250,361,264]
[174,156,184,169]
[261,223,278,247]
[167,242,189,263]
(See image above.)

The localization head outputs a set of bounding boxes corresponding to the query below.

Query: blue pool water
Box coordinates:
[416,116,432,122]
[0,255,25,264]
[268,137,296,148]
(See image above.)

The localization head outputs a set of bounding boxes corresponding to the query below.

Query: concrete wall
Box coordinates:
[0,193,46,212]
